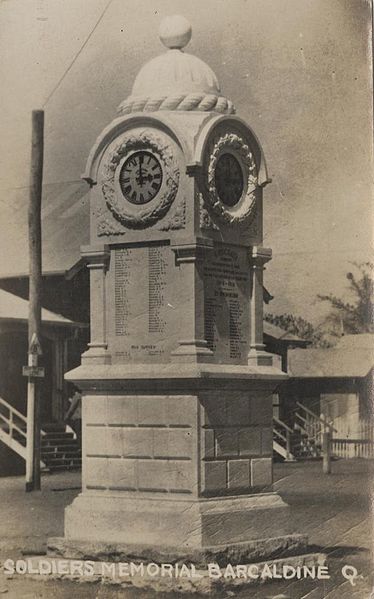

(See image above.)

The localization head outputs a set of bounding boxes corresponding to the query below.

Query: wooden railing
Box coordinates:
[320,416,374,460]
[0,395,46,463]
[273,416,295,461]
[295,401,337,446]
[273,401,374,468]
[331,437,374,459]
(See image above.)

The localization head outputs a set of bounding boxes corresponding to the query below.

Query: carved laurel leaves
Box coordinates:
[101,132,180,229]
[204,133,258,227]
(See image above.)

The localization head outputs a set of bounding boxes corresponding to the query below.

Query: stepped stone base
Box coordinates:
[48,494,325,593]
[62,492,292,548]
[48,532,309,566]
[48,491,325,593]
[45,539,326,594]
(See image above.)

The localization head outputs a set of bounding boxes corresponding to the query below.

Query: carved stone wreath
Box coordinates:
[204,133,258,227]
[101,132,179,229]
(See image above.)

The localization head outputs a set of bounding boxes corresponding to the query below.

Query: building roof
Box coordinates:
[334,333,374,350]
[288,335,374,378]
[0,181,89,278]
[263,321,308,344]
[0,289,84,327]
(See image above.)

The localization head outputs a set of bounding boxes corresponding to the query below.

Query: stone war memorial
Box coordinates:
[49,15,324,592]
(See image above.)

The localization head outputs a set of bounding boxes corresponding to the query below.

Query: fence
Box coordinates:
[330,419,374,459]
[331,438,374,459]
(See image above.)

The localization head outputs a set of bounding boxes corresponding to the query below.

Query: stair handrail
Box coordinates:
[294,412,310,435]
[0,395,27,425]
[273,416,293,434]
[0,396,26,445]
[273,428,287,443]
[273,416,294,460]
[0,395,46,437]
[296,401,337,434]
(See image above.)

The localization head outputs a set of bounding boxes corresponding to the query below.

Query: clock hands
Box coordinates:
[136,155,157,188]
[137,154,145,186]
[120,151,162,205]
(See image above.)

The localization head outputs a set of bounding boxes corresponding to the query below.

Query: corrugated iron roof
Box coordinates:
[0,288,84,327]
[334,333,374,350]
[263,321,307,343]
[288,337,374,378]
[0,181,89,277]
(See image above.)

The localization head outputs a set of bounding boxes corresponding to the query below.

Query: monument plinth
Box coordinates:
[54,16,318,578]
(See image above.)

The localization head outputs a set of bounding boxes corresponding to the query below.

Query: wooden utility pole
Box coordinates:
[323,431,332,474]
[25,110,44,492]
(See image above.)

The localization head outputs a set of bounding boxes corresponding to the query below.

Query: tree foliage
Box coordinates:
[317,262,374,335]
[265,262,373,346]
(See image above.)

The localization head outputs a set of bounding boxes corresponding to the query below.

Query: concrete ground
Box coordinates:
[0,459,372,598]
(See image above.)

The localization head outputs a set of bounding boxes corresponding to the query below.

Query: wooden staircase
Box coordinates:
[41,423,81,471]
[291,428,322,459]
[293,401,337,459]
[0,395,81,472]
[273,402,337,461]
[273,417,296,461]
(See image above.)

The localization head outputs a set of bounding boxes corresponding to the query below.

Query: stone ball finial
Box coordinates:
[159,15,192,50]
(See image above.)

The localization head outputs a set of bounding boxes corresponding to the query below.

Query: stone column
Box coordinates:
[247,246,272,367]
[81,245,111,364]
[170,238,214,363]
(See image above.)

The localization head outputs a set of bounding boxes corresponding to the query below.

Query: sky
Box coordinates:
[0,0,372,324]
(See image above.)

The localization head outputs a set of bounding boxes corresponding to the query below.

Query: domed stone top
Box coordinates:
[131,50,221,98]
[117,16,235,116]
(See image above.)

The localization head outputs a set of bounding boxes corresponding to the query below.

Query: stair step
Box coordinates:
[42,437,76,446]
[43,458,82,468]
[43,432,75,440]
[46,462,82,471]
[42,445,80,454]
[0,417,82,472]
[42,423,66,433]
[43,457,81,464]
[42,450,81,458]
[48,463,82,471]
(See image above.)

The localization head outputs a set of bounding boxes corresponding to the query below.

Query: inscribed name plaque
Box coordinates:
[108,242,179,363]
[203,243,250,364]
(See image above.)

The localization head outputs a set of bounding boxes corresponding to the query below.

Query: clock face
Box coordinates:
[214,153,244,207]
[119,151,163,205]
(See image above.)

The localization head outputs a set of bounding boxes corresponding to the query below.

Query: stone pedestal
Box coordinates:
[60,364,298,558]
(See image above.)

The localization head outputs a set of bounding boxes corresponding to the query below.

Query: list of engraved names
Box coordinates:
[204,245,249,361]
[114,245,168,339]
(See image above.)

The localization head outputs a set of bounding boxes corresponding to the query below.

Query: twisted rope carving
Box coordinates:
[117,93,236,115]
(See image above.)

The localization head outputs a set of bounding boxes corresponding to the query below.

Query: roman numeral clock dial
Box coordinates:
[119,151,163,205]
